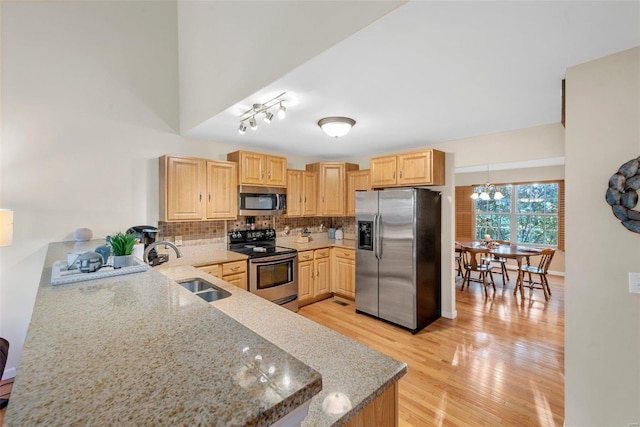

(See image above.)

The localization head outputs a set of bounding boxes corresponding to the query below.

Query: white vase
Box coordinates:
[112,255,134,269]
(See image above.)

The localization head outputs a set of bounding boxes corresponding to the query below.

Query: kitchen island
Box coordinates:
[6,240,406,426]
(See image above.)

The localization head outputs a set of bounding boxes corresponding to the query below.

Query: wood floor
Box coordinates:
[299,273,564,427]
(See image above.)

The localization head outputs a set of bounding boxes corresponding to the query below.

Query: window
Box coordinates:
[474,182,560,246]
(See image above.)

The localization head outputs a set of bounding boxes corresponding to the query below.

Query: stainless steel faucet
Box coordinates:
[143,241,183,265]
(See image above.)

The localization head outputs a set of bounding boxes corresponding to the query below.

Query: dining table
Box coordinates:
[460,241,542,299]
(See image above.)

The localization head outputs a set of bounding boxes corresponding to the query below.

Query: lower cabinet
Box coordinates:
[197,260,247,290]
[298,248,331,306]
[331,247,355,299]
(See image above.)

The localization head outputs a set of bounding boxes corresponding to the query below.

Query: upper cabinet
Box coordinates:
[306,162,359,217]
[160,155,237,222]
[370,148,445,188]
[287,169,317,217]
[227,150,287,187]
[346,169,370,216]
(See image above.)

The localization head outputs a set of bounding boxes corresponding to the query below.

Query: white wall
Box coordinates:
[0,1,320,378]
[177,0,404,133]
[565,47,640,425]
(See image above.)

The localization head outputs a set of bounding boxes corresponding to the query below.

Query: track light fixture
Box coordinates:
[239,92,286,134]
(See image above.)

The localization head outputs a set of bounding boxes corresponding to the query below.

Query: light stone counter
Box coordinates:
[9,239,405,427]
[277,237,356,252]
[6,241,321,426]
[160,263,406,427]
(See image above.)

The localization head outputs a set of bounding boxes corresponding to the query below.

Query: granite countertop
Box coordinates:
[6,241,321,426]
[8,239,405,427]
[160,264,406,427]
[277,237,356,252]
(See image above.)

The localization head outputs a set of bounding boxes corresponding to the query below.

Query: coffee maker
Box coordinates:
[126,225,161,265]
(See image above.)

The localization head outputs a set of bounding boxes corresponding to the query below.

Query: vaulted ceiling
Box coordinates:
[183,1,640,160]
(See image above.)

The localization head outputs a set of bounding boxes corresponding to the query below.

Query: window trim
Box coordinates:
[472,180,563,248]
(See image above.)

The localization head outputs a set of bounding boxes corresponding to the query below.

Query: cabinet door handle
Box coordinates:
[268,171,271,179]
[399,170,403,178]
[322,196,325,203]
[299,196,302,203]
[311,271,315,279]
[208,193,211,202]
[199,193,202,202]
[304,196,307,203]
[392,171,396,179]
[230,266,240,271]
[317,270,320,277]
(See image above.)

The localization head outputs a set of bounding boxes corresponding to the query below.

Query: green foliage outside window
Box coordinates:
[474,183,559,246]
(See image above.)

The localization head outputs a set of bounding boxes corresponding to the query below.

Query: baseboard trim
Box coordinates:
[442,310,457,319]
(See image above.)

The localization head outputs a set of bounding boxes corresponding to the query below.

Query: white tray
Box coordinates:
[51,257,148,285]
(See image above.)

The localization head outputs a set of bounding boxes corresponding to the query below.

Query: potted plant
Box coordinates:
[110,232,137,268]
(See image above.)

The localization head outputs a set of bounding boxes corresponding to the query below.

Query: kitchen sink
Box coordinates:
[178,278,231,302]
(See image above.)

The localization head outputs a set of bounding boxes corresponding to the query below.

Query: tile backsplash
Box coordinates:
[159,216,355,246]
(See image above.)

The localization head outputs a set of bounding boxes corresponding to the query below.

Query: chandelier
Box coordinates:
[238,92,287,134]
[470,165,504,201]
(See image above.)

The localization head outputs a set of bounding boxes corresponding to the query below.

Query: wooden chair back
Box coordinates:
[535,249,555,273]
[462,246,491,270]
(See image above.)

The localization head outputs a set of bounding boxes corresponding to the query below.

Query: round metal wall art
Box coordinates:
[606,157,640,233]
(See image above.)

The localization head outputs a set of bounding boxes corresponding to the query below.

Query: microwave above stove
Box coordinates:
[238,185,286,216]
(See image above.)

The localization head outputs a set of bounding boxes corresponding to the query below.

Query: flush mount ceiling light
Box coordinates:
[238,92,286,134]
[317,117,356,139]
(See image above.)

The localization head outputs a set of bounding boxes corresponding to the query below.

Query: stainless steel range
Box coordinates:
[228,229,298,312]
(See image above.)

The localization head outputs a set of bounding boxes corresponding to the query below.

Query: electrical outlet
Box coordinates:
[175,235,182,246]
[629,273,640,294]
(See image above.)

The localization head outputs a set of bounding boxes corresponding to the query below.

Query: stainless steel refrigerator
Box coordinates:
[355,188,441,334]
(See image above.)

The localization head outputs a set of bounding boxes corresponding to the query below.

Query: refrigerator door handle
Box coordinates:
[374,214,383,260]
[373,214,379,259]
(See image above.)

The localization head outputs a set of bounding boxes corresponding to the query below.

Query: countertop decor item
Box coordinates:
[50,258,147,285]
[605,156,640,233]
[73,228,92,241]
[110,232,137,268]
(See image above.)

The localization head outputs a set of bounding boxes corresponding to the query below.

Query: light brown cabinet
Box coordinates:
[227,150,287,187]
[306,162,359,216]
[331,247,355,299]
[160,155,237,221]
[298,248,331,306]
[286,170,317,217]
[370,148,445,188]
[346,169,371,216]
[197,259,247,290]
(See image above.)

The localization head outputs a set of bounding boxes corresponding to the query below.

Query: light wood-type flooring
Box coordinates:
[299,273,565,427]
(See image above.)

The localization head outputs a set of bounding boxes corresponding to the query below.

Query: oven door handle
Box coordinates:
[249,253,297,264]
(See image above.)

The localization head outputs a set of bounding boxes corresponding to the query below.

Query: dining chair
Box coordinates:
[0,337,8,409]
[461,246,496,297]
[519,249,555,300]
[484,240,510,285]
[454,246,463,277]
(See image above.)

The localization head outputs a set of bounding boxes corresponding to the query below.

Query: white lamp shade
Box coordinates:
[0,209,14,247]
[318,117,355,138]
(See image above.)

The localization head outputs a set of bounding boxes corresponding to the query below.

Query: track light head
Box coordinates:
[278,103,286,119]
[249,117,257,130]
[264,111,274,124]
[238,122,247,134]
